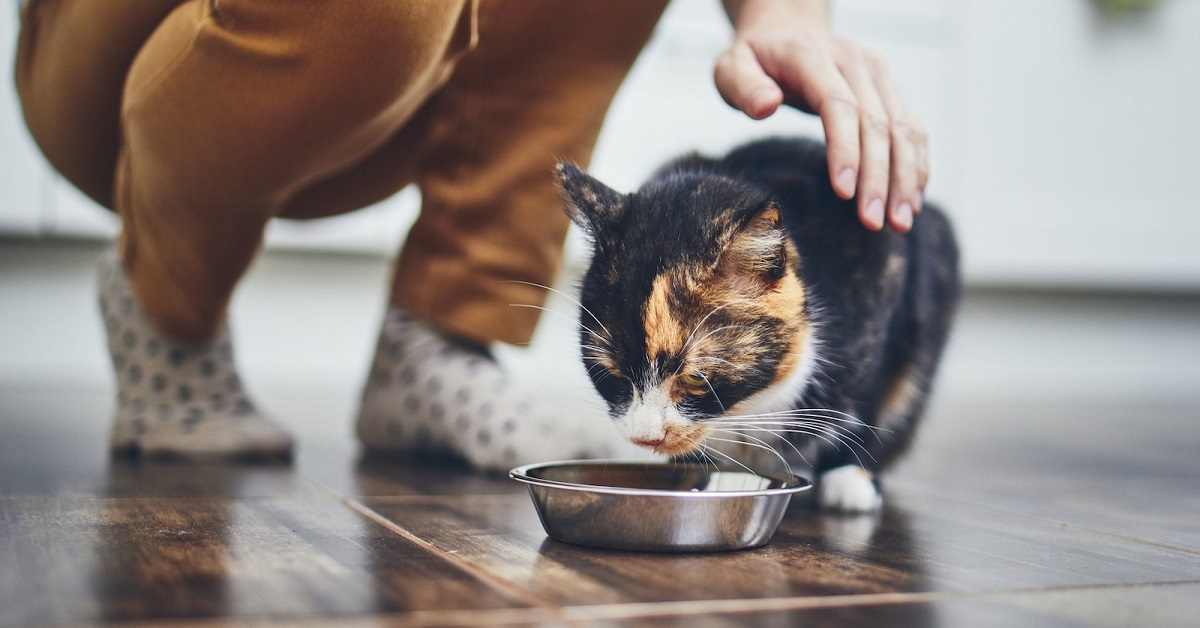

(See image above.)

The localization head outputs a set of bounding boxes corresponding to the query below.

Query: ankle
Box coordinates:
[125,265,225,345]
[438,328,494,359]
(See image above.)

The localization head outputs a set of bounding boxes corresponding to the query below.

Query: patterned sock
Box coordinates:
[355,307,620,471]
[98,249,292,460]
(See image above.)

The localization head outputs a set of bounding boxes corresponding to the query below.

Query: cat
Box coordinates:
[556,137,961,512]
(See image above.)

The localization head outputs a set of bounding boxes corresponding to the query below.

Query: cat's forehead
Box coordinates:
[642,269,699,360]
[636,174,762,224]
[605,176,765,265]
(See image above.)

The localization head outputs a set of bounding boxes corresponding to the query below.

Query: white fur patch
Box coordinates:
[729,333,817,417]
[818,465,882,512]
[616,386,675,443]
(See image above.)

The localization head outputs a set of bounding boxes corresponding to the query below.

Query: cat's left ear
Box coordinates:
[719,202,789,287]
[556,163,624,235]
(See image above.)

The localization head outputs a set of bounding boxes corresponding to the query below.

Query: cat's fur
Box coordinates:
[557,138,961,511]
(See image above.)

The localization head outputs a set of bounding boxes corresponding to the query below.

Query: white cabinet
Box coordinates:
[947,0,1200,289]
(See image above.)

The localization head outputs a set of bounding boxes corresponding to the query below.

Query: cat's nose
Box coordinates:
[633,437,663,448]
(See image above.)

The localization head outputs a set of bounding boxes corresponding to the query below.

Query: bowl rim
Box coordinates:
[508,459,812,499]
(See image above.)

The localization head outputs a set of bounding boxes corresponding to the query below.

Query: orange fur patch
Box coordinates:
[658,422,709,457]
[643,273,688,362]
[880,367,922,427]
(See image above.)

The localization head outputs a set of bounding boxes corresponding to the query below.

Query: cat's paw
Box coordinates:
[818,465,883,513]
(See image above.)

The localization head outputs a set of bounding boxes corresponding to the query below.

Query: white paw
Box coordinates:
[818,465,882,513]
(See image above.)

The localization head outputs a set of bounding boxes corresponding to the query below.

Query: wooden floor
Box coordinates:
[2,243,1199,626]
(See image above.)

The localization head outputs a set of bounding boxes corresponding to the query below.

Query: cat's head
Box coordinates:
[557,163,816,457]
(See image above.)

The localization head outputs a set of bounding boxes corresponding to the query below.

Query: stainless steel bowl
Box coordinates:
[509,460,811,552]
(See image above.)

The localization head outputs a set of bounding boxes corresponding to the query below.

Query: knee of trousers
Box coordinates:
[119,0,475,213]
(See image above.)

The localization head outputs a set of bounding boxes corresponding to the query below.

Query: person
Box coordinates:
[15,0,929,466]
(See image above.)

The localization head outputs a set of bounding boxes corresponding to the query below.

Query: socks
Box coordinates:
[98,249,292,460]
[99,245,618,466]
[356,307,620,471]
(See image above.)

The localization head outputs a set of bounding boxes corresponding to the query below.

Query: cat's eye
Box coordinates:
[678,372,708,389]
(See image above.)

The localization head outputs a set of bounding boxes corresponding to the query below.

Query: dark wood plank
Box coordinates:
[0,495,530,625]
[365,487,1200,608]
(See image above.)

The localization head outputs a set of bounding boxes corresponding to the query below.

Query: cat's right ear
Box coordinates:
[556,163,624,235]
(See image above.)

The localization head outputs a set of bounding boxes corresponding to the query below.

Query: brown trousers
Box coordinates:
[16,0,667,345]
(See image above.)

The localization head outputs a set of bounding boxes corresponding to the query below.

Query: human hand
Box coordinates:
[716,0,928,232]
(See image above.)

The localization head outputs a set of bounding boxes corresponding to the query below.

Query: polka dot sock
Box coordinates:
[98,249,293,460]
[355,307,618,471]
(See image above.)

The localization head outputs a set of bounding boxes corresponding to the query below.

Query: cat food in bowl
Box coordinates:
[509,460,811,552]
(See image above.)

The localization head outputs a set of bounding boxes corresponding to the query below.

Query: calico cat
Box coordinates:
[557,137,960,512]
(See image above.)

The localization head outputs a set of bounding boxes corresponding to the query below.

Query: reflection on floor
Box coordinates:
[2,240,1199,626]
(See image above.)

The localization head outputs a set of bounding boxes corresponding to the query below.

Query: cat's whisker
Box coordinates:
[703,436,790,474]
[710,422,816,456]
[585,365,614,386]
[680,433,720,474]
[705,430,792,473]
[700,446,721,474]
[506,302,613,349]
[697,372,726,413]
[584,361,608,373]
[687,324,751,356]
[720,417,876,455]
[728,419,881,437]
[679,304,731,361]
[708,425,811,466]
[729,408,890,433]
[721,414,875,443]
[717,420,875,466]
[690,355,751,373]
[697,442,760,478]
[733,406,864,423]
[502,280,614,343]
[719,419,869,445]
[579,345,611,358]
[691,356,736,368]
[721,426,875,465]
[728,413,889,448]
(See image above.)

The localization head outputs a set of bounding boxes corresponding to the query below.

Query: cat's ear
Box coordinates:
[556,163,624,235]
[718,202,789,289]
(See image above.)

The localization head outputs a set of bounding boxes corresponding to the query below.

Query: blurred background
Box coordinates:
[2,0,1198,447]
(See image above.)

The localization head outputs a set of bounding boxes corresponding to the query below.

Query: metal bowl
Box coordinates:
[509,460,811,552]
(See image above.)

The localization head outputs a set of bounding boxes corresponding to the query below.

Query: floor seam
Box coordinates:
[339,496,575,623]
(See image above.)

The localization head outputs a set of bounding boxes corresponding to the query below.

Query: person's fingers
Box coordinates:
[717,33,929,230]
[886,129,918,232]
[714,41,784,120]
[914,134,930,214]
[867,51,926,224]
[835,46,891,231]
[768,46,861,201]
